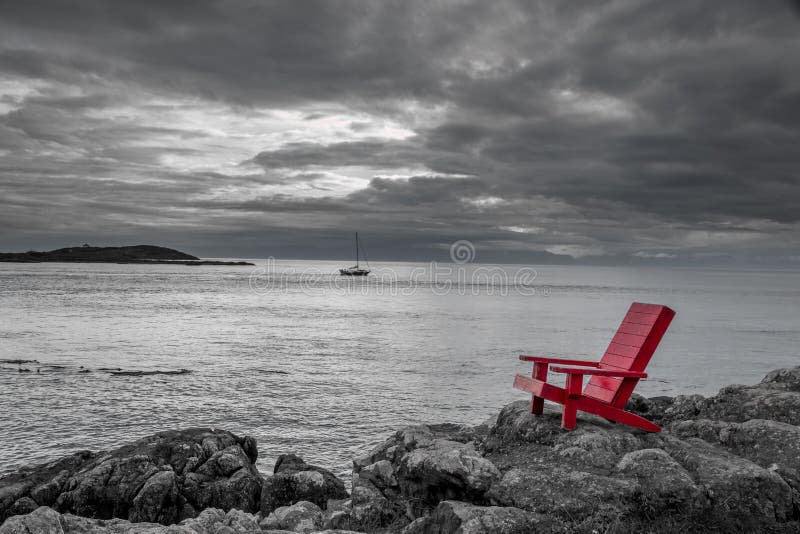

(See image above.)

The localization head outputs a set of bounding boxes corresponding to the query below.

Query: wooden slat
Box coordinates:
[589,376,623,391]
[620,306,676,375]
[551,366,645,377]
[604,342,640,358]
[611,332,647,348]
[583,383,616,403]
[520,355,599,366]
[617,322,655,336]
[629,302,666,314]
[513,375,565,403]
[624,311,659,326]
[599,353,636,370]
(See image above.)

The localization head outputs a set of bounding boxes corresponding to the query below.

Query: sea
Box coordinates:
[1,260,799,477]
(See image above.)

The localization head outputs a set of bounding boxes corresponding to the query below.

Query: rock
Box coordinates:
[648,366,800,427]
[624,393,676,422]
[0,506,65,534]
[613,448,707,515]
[181,444,263,514]
[221,508,260,531]
[347,478,397,530]
[761,367,800,391]
[6,497,37,517]
[481,396,800,532]
[660,436,794,528]
[29,469,72,507]
[661,394,708,422]
[259,500,324,533]
[397,443,501,516]
[0,505,265,533]
[401,500,566,534]
[359,460,397,489]
[482,401,645,464]
[0,451,96,522]
[671,418,800,473]
[178,507,226,531]
[324,423,493,532]
[0,429,263,525]
[130,469,180,523]
[695,385,800,426]
[260,454,348,515]
[671,418,800,514]
[353,424,486,471]
[487,465,638,520]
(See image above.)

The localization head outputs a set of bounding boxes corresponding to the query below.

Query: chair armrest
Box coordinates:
[519,355,600,367]
[549,366,647,378]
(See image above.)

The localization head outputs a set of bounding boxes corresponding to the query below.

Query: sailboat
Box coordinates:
[339,232,370,276]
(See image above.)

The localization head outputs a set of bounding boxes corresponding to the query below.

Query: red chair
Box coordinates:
[513,302,675,432]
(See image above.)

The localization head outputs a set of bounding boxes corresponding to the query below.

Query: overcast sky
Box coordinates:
[1,1,799,264]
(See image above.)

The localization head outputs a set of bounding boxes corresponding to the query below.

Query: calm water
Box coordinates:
[1,260,799,477]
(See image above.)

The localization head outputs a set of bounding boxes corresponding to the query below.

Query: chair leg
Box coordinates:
[562,402,577,429]
[531,395,544,414]
[561,373,583,430]
[530,362,549,415]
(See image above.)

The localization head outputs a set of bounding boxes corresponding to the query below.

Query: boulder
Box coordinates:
[671,418,800,515]
[481,397,800,532]
[397,442,501,516]
[259,500,324,533]
[401,500,566,534]
[0,429,262,525]
[260,454,348,515]
[0,506,65,534]
[340,423,495,531]
[670,418,800,474]
[487,465,638,520]
[353,424,488,471]
[5,497,37,517]
[761,367,800,391]
[613,448,707,515]
[661,436,793,527]
[0,451,96,521]
[630,366,800,427]
[0,505,264,533]
[221,508,261,532]
[694,385,800,426]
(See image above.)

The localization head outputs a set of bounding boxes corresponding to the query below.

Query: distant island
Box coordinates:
[0,245,254,266]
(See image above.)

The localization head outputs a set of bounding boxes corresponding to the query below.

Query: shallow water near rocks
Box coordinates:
[1,260,798,478]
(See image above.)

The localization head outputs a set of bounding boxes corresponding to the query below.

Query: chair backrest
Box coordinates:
[583,302,675,407]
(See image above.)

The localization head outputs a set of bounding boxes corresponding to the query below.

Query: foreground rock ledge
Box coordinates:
[3,366,800,533]
[0,429,262,525]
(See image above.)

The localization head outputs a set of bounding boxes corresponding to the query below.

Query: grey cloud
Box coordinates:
[252,140,425,170]
[0,0,799,264]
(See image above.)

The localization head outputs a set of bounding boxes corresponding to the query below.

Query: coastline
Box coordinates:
[0,245,254,266]
[2,365,800,533]
[0,259,255,266]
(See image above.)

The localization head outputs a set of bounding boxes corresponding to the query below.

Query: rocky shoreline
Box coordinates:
[2,366,800,533]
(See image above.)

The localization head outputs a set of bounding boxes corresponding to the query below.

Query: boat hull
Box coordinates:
[339,268,370,276]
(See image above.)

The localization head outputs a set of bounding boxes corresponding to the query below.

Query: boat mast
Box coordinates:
[355,232,359,268]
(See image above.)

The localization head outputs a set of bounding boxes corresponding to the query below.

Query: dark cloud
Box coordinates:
[0,0,799,264]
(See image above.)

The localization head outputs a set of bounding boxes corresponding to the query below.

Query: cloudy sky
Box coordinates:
[1,1,799,264]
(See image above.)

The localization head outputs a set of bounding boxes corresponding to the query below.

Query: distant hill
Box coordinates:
[0,245,254,265]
